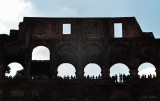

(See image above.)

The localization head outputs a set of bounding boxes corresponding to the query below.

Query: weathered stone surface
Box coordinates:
[0,17,159,101]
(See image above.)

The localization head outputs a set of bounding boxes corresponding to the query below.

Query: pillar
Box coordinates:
[50,63,58,79]
[129,69,138,78]
[24,25,32,79]
[155,64,160,78]
[50,45,58,79]
[156,69,160,78]
[76,64,84,79]
[102,64,110,79]
[24,49,31,79]
[0,43,5,79]
[0,61,5,79]
[129,57,139,78]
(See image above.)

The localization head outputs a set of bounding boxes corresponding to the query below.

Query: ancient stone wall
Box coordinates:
[0,17,159,101]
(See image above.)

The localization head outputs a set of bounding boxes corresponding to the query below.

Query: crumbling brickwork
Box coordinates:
[0,17,160,101]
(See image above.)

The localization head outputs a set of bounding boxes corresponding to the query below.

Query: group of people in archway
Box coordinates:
[62,75,102,80]
[112,74,128,83]
[111,73,157,83]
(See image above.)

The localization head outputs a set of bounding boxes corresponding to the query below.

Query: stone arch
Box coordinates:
[84,63,102,77]
[5,62,24,77]
[110,63,130,82]
[84,44,103,56]
[138,62,156,78]
[6,44,23,56]
[138,41,156,48]
[138,42,156,59]
[57,63,76,78]
[110,63,130,77]
[110,42,130,49]
[109,42,130,63]
[111,91,132,101]
[32,46,50,60]
[56,44,77,58]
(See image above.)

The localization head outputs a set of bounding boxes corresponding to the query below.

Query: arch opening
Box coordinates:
[111,91,131,101]
[5,62,24,78]
[138,62,156,78]
[32,46,50,60]
[84,63,102,78]
[110,63,130,82]
[57,63,76,79]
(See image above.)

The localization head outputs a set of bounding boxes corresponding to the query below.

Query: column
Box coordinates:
[50,63,58,79]
[129,57,139,78]
[0,61,4,79]
[129,69,138,78]
[0,43,5,79]
[155,64,160,78]
[102,64,110,79]
[156,69,160,78]
[24,25,32,79]
[76,64,84,79]
[49,44,58,79]
[24,49,31,79]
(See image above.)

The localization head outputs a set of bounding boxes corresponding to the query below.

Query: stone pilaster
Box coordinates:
[76,65,84,79]
[156,68,160,78]
[0,61,4,79]
[49,44,58,79]
[129,57,140,78]
[50,64,58,79]
[24,49,31,79]
[0,43,5,79]
[102,64,110,79]
[129,69,138,78]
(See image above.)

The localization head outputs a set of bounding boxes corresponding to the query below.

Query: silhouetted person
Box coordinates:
[71,76,74,79]
[153,74,156,78]
[119,74,123,83]
[64,75,66,79]
[66,75,69,79]
[93,75,95,79]
[148,74,152,78]
[115,74,118,83]
[150,74,152,78]
[96,76,98,79]
[87,75,89,79]
[123,74,127,83]
[98,74,101,79]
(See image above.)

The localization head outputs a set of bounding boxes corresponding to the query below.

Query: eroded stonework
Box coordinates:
[0,17,160,101]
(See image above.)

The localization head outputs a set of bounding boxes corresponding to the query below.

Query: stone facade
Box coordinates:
[0,17,160,101]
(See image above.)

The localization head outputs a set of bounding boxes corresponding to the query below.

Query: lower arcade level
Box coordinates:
[0,78,159,101]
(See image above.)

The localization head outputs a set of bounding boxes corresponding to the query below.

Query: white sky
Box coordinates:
[32,46,50,60]
[0,0,159,77]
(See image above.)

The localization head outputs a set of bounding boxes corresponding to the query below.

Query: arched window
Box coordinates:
[57,63,76,78]
[138,62,156,78]
[110,63,130,82]
[111,91,131,101]
[84,63,101,77]
[5,62,24,77]
[32,46,50,60]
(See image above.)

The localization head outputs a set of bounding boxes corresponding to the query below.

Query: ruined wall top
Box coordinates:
[8,17,153,40]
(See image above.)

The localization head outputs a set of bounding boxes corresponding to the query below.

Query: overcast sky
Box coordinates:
[0,0,160,38]
[0,0,158,77]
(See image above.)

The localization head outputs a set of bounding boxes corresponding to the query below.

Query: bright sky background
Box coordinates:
[0,0,159,77]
